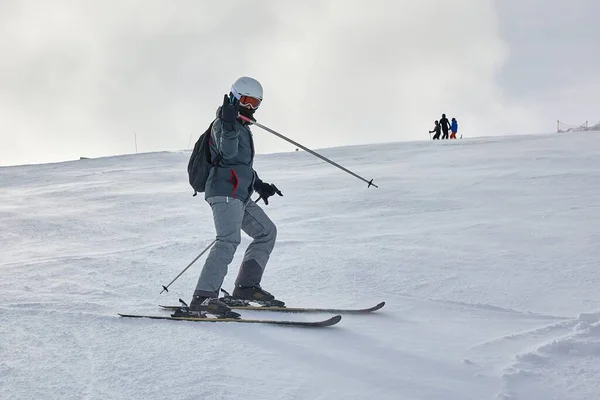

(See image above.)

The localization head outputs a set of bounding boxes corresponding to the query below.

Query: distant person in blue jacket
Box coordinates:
[450,118,458,139]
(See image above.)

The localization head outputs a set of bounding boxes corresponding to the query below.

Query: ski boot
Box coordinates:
[221,285,285,308]
[173,295,241,319]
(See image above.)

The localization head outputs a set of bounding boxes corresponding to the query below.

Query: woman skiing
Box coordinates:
[188,77,284,317]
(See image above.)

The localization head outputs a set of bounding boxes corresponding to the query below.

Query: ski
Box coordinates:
[118,313,342,327]
[159,300,385,314]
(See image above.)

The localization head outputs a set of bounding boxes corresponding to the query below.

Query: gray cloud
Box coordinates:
[0,0,598,165]
[495,0,600,127]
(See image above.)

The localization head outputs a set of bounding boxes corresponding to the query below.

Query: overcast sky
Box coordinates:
[1,0,599,166]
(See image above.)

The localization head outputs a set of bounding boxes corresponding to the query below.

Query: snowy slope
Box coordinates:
[1,131,600,400]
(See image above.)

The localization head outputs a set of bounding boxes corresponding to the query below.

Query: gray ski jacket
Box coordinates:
[204,107,258,202]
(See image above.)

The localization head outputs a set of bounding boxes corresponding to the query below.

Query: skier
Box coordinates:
[440,114,451,139]
[189,76,284,317]
[450,117,458,139]
[429,120,441,140]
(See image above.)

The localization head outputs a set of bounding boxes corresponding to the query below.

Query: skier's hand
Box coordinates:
[220,94,239,124]
[254,180,283,205]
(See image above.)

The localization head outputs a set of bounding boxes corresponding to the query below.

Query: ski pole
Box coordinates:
[160,239,216,294]
[239,115,378,188]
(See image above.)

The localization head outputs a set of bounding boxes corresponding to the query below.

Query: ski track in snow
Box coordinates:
[492,311,600,400]
[1,131,600,399]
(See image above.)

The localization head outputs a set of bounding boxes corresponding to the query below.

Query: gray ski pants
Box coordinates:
[194,196,277,297]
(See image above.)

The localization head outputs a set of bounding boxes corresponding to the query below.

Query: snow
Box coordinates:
[1,130,600,400]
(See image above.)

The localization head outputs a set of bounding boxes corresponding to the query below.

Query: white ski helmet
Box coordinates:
[230,76,263,102]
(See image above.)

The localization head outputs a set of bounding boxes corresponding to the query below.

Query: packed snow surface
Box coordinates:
[1,131,599,399]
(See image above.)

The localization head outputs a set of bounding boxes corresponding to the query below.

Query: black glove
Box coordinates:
[254,180,283,205]
[219,93,239,124]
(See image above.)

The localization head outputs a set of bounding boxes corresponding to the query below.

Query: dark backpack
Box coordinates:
[187,120,221,196]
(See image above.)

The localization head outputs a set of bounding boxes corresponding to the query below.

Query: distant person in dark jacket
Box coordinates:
[450,117,458,139]
[440,114,451,139]
[429,120,441,140]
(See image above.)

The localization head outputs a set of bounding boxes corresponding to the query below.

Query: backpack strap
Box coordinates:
[208,119,222,167]
[197,120,222,197]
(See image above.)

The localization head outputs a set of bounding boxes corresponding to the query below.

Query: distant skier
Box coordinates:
[429,120,441,140]
[188,76,284,318]
[440,114,451,139]
[450,117,458,139]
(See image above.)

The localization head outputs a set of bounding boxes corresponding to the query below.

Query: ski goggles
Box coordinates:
[239,95,261,110]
